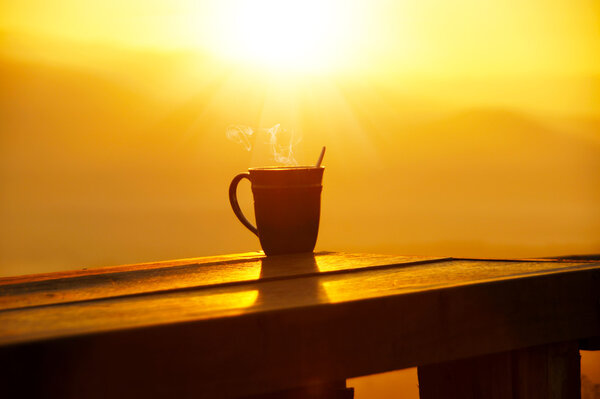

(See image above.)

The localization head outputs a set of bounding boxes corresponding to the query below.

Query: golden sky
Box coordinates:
[2,0,599,77]
[1,0,599,273]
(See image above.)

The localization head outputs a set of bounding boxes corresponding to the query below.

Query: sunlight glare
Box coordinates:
[209,0,356,73]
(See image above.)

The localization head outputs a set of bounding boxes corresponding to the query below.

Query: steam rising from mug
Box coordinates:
[226,124,301,165]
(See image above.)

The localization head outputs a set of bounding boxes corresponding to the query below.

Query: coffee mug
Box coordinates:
[229,166,324,256]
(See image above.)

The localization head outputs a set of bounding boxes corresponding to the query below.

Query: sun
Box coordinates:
[206,0,358,73]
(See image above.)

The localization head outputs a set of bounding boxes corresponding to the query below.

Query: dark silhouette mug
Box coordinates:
[229,166,324,255]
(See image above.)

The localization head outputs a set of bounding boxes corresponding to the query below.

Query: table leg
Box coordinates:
[417,341,580,399]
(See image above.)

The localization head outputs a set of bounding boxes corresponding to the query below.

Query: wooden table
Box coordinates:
[1,252,599,398]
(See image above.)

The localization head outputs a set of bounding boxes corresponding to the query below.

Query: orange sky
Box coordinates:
[1,0,600,395]
[1,0,599,275]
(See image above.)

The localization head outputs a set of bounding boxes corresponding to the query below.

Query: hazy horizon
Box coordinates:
[2,28,600,277]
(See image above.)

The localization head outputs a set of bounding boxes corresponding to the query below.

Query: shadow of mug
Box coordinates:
[229,166,324,256]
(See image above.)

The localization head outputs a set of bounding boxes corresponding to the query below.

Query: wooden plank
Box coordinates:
[0,253,448,311]
[418,341,581,399]
[1,260,598,345]
[0,252,265,284]
[0,259,598,398]
[419,347,514,399]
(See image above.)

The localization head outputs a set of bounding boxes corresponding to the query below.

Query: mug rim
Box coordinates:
[249,166,324,171]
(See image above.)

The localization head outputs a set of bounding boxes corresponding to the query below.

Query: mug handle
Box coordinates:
[229,173,259,237]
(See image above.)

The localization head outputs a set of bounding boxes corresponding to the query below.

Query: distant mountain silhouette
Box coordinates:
[387,107,600,163]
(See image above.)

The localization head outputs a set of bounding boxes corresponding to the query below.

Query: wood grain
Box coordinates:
[0,254,598,399]
[1,259,598,346]
[418,341,581,399]
[0,252,265,284]
[0,253,447,311]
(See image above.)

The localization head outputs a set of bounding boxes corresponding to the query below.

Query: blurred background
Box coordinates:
[1,0,599,397]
